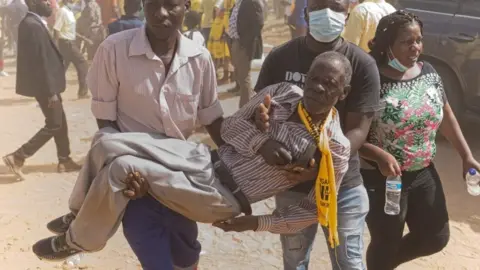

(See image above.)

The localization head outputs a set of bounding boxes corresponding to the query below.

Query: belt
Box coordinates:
[211,150,252,216]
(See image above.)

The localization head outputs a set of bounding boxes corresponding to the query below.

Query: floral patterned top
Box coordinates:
[368,62,447,171]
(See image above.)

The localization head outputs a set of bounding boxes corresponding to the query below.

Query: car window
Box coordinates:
[391,0,461,14]
[458,0,480,17]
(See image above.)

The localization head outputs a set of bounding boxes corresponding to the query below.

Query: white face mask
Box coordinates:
[308,8,346,43]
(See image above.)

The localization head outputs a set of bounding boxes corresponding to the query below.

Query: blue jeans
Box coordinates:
[277,184,369,270]
[122,195,201,270]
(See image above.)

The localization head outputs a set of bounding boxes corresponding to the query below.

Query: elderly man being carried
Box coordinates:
[33,51,353,262]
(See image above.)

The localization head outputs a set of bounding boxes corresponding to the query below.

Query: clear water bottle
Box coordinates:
[385,175,402,215]
[64,254,83,268]
[466,168,480,196]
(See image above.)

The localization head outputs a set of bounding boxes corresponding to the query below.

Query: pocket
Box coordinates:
[345,234,362,259]
[283,235,304,251]
[165,92,199,124]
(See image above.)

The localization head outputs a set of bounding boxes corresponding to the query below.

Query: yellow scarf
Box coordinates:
[297,102,339,248]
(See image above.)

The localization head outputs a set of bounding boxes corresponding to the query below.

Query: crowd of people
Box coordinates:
[1,0,479,269]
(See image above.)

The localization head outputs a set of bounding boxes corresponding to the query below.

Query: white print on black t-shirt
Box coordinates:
[285,71,307,87]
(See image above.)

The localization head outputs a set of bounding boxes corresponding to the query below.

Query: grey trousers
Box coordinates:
[67,128,242,251]
[231,39,253,108]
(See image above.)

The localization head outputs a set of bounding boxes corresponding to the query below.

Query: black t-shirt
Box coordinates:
[254,37,382,192]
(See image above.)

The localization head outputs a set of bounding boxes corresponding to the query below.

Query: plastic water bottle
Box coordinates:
[64,254,83,268]
[385,175,402,215]
[466,168,480,196]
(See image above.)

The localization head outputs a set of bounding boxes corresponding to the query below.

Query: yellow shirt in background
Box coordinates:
[343,0,396,52]
[191,0,202,12]
[118,0,125,15]
[201,0,215,29]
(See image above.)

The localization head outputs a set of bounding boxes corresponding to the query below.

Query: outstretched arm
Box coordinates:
[214,139,350,234]
[220,84,293,157]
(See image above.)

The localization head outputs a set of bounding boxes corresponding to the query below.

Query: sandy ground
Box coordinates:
[1,16,480,270]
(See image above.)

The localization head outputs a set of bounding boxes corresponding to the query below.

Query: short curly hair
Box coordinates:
[184,10,201,29]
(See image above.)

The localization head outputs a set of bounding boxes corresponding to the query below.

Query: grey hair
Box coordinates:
[313,51,353,86]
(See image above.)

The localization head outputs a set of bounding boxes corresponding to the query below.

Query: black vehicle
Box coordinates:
[391,0,480,123]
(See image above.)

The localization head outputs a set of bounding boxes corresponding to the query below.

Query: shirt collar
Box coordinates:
[129,26,203,60]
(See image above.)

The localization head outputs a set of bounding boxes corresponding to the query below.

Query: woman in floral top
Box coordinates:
[359,11,480,270]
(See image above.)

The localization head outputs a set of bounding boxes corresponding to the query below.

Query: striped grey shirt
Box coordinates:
[218,82,350,234]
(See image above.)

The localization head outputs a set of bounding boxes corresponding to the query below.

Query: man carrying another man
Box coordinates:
[32,51,354,270]
[33,0,223,269]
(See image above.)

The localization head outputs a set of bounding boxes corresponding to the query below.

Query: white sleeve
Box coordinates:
[53,8,65,32]
[196,32,206,47]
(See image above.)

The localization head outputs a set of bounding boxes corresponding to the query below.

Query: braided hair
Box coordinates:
[368,10,423,65]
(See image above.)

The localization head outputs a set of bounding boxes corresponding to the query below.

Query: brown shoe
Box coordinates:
[2,153,25,177]
[57,159,82,173]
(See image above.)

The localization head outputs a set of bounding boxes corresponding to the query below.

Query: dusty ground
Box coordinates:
[1,14,480,270]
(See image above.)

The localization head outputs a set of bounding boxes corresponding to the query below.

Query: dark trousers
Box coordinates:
[77,38,101,61]
[362,164,450,270]
[15,95,71,162]
[58,39,88,95]
[273,0,283,18]
[201,27,211,41]
[123,195,201,270]
[231,39,253,108]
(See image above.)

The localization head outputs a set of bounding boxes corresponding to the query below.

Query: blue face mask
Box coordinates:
[308,8,346,43]
[387,48,409,72]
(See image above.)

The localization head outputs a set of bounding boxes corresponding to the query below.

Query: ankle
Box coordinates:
[12,152,25,165]
[58,157,72,164]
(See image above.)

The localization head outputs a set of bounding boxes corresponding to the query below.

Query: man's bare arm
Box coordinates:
[205,117,225,147]
[343,111,374,154]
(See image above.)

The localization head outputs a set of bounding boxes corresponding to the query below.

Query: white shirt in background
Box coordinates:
[54,5,76,41]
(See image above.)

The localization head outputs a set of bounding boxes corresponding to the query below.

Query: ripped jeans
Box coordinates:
[276,184,369,270]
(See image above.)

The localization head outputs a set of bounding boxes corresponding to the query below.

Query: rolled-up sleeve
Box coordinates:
[88,41,119,121]
[197,51,224,126]
[256,188,318,234]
